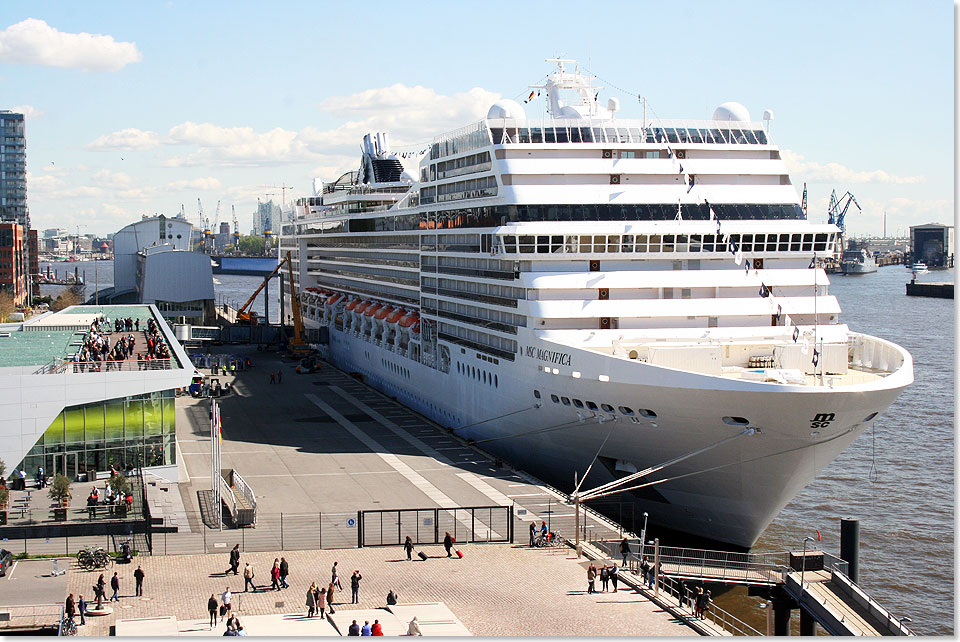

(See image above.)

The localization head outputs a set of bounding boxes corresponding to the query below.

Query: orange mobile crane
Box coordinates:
[284,250,311,357]
[235,256,288,324]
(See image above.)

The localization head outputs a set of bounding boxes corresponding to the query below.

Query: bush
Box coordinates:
[48,474,71,505]
[0,486,8,509]
[109,474,131,497]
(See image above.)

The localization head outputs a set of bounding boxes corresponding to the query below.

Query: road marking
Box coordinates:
[505,493,546,498]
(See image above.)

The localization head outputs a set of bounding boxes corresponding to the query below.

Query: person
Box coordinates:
[371,620,383,636]
[279,557,289,589]
[208,594,219,628]
[227,545,241,575]
[306,583,317,617]
[701,590,712,619]
[133,565,144,596]
[95,573,106,609]
[110,572,120,602]
[404,536,414,561]
[17,467,26,491]
[270,372,275,384]
[540,521,548,542]
[443,531,454,557]
[271,559,281,591]
[65,593,76,621]
[599,564,610,592]
[224,623,237,636]
[620,537,630,566]
[350,570,362,604]
[87,492,98,519]
[277,370,282,384]
[236,623,247,636]
[331,562,341,589]
[77,595,86,626]
[221,588,232,621]
[348,620,360,636]
[361,620,372,636]
[386,590,398,606]
[587,563,597,594]
[693,587,704,618]
[317,583,327,618]
[610,563,619,593]
[407,617,423,636]
[243,563,256,592]
[529,522,536,547]
[326,583,336,614]
[36,465,44,489]
[226,613,239,631]
[640,555,652,589]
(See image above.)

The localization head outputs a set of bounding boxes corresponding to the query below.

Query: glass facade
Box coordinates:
[18,390,177,480]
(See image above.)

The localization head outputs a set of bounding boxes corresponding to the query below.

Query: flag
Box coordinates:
[678,164,684,174]
[528,90,535,101]
[809,256,817,269]
[744,261,750,275]
[816,530,822,541]
[715,219,722,235]
[801,340,810,355]
[792,326,800,342]
[734,246,744,265]
[776,304,782,320]
[759,283,770,298]
[812,348,820,367]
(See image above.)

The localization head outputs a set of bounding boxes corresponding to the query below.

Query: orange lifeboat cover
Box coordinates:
[385,308,405,323]
[374,305,394,320]
[326,293,343,305]
[354,301,371,314]
[411,321,420,334]
[398,312,420,328]
[345,299,361,311]
[364,302,383,317]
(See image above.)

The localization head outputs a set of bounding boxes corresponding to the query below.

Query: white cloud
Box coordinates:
[86,128,161,151]
[0,18,141,72]
[782,150,924,185]
[9,104,43,119]
[25,171,64,193]
[91,169,134,188]
[102,203,128,217]
[61,186,104,198]
[166,177,222,191]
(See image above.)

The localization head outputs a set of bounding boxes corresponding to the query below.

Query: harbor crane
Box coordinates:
[827,190,861,235]
[232,205,240,250]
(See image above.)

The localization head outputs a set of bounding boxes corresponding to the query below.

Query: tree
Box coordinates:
[0,291,14,322]
[48,474,72,506]
[50,284,83,311]
[109,473,131,497]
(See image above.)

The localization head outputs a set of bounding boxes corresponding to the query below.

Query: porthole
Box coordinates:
[722,416,749,426]
[601,403,615,413]
[550,394,560,404]
[863,412,878,422]
[619,406,634,416]
[586,401,598,411]
[561,397,571,406]
[533,390,541,399]
[639,408,657,419]
[573,399,584,408]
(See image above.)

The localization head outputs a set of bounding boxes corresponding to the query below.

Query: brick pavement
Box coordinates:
[65,543,694,636]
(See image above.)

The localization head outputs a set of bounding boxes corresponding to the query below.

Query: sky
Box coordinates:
[0,1,953,238]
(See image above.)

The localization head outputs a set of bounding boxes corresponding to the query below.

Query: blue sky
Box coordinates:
[0,0,952,237]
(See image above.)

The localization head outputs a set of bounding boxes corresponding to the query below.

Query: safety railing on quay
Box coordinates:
[663,574,764,636]
[0,505,142,528]
[0,532,141,558]
[359,506,513,547]
[0,603,63,633]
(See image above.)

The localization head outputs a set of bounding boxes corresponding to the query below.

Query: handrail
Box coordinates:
[659,571,763,635]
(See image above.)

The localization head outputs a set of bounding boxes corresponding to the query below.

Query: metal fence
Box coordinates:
[359,506,513,547]
[664,574,764,636]
[0,603,63,633]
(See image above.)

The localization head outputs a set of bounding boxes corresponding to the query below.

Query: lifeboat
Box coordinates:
[363,302,383,317]
[374,305,394,320]
[354,300,371,315]
[326,293,344,305]
[411,321,420,335]
[345,299,361,311]
[385,308,405,323]
[398,312,420,328]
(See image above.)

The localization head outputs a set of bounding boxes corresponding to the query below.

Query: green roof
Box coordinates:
[0,329,86,367]
[57,305,154,322]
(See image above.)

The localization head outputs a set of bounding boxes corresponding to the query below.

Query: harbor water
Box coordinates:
[40,260,953,634]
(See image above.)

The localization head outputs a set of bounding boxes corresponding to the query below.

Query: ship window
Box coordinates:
[622,235,634,252]
[690,235,702,252]
[813,233,828,252]
[494,375,498,387]
[620,150,637,159]
[561,397,571,406]
[607,235,620,252]
[791,234,802,251]
[519,236,535,253]
[802,234,814,251]
[594,235,606,253]
[662,234,675,252]
[778,234,790,251]
[638,408,657,418]
[619,406,634,416]
[635,234,648,252]
[537,235,550,254]
[767,235,779,252]
[586,401,598,411]
[599,403,614,413]
[648,234,661,252]
[722,416,750,426]
[681,288,691,299]
[740,234,752,252]
[701,234,715,252]
[573,399,584,408]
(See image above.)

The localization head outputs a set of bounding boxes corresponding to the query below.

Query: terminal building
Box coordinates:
[0,304,193,481]
[909,223,954,268]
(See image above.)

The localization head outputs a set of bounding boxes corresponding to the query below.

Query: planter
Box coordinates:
[114,505,127,518]
[0,510,7,526]
[53,508,67,521]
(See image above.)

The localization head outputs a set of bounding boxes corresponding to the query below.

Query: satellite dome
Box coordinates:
[712,101,751,122]
[486,99,526,120]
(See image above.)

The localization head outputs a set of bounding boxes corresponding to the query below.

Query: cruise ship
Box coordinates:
[281,60,912,548]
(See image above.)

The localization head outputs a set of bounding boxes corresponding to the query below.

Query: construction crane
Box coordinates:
[232,205,240,250]
[259,182,294,206]
[197,198,207,252]
[235,256,289,323]
[827,189,861,235]
[284,250,310,356]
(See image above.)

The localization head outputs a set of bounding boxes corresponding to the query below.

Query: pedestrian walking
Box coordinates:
[65,594,76,621]
[110,572,120,601]
[701,590,712,619]
[610,563,619,592]
[443,531,454,557]
[350,570,362,604]
[271,559,281,591]
[277,370,282,384]
[600,564,610,592]
[619,537,630,566]
[586,563,597,594]
[693,587,704,618]
[221,588,232,621]
[269,372,275,384]
[95,574,106,609]
[207,594,218,628]
[332,562,342,590]
[326,583,336,613]
[317,584,327,618]
[243,563,256,592]
[227,544,240,575]
[404,536,414,561]
[77,595,86,626]
[640,555,653,588]
[306,583,317,617]
[529,522,536,547]
[134,565,144,596]
[279,557,289,589]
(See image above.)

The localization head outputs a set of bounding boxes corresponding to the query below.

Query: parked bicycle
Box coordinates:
[76,547,110,569]
[60,616,78,636]
[534,530,564,548]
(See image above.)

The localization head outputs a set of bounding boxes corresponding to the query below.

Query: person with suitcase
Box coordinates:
[404,536,414,561]
[443,532,454,558]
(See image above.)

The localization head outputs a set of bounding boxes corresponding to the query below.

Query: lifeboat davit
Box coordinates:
[363,302,383,317]
[374,305,394,320]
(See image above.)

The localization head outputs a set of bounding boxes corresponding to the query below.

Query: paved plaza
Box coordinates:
[65,543,693,636]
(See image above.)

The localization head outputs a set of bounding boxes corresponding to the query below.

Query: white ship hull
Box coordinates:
[319,322,909,548]
[842,261,878,274]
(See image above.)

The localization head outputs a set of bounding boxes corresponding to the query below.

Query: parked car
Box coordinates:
[0,549,13,576]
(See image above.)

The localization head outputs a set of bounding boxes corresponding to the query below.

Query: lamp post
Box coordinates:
[800,535,816,597]
[639,512,649,561]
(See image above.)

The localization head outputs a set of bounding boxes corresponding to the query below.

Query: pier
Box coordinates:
[905,280,953,299]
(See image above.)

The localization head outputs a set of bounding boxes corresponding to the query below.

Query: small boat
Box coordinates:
[911,262,929,275]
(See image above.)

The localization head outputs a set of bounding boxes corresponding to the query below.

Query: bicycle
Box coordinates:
[60,616,78,636]
[77,547,110,569]
[534,530,564,548]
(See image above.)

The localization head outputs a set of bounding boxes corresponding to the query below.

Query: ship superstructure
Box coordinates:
[280,61,912,547]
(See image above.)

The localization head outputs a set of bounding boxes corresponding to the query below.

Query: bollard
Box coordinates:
[840,518,859,583]
[653,538,660,596]
[766,600,773,636]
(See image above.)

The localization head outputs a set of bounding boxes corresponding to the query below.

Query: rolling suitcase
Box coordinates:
[418,551,428,561]
[456,549,463,559]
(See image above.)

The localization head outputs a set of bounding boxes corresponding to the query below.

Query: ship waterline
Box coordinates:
[280,60,912,547]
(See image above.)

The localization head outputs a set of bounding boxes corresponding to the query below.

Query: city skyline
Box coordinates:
[0,1,952,237]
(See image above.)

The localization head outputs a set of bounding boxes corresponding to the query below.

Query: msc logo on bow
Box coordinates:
[810,413,835,430]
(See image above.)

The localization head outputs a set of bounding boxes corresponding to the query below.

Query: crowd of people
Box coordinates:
[71,315,171,371]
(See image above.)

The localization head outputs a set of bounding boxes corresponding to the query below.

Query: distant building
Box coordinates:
[215,221,231,252]
[252,200,281,236]
[909,223,954,268]
[43,228,65,238]
[0,222,27,305]
[112,215,193,298]
[0,111,27,226]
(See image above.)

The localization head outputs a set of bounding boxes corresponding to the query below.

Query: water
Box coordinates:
[38,260,279,323]
[41,260,953,633]
[715,265,954,636]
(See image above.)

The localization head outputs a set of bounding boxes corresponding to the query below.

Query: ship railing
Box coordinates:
[658,574,763,636]
[847,332,906,374]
